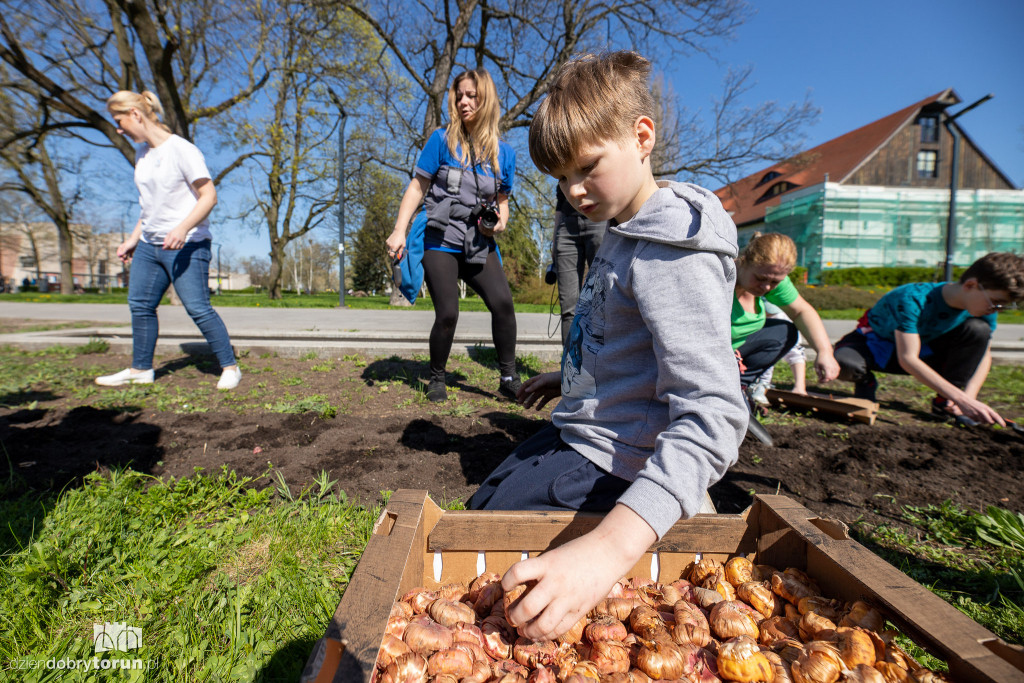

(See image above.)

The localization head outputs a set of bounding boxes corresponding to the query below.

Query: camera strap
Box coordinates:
[468,144,498,204]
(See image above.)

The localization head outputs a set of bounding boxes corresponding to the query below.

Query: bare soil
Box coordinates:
[1,347,1022,532]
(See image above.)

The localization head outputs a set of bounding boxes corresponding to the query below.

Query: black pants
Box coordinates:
[736,318,799,386]
[422,249,517,379]
[553,215,606,345]
[834,317,990,389]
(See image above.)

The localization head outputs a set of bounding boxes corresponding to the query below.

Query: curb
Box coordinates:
[2,327,1022,365]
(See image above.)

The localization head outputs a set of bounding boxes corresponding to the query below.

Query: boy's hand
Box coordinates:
[954,396,1006,427]
[518,371,561,410]
[500,505,657,641]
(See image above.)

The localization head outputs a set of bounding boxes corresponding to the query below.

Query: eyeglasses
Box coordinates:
[978,284,1017,311]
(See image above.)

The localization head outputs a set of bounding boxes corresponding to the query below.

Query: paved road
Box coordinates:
[1,301,1022,363]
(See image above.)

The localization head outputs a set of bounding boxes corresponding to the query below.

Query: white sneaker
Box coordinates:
[217,367,242,390]
[749,380,771,407]
[95,368,154,386]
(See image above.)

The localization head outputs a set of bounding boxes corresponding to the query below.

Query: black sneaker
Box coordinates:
[498,376,522,401]
[425,379,447,403]
[853,373,878,401]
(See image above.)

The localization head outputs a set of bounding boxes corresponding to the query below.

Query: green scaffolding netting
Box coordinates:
[749,184,1024,282]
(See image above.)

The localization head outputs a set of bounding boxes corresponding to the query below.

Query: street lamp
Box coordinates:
[328,88,348,307]
[942,93,993,282]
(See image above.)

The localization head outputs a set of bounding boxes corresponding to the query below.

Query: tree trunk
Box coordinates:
[267,244,285,299]
[55,217,74,294]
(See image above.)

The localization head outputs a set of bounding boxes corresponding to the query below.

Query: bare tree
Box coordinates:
[334,0,749,152]
[0,66,87,293]
[0,0,271,292]
[333,0,817,272]
[650,68,819,186]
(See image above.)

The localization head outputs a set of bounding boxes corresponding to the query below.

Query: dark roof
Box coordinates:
[714,89,961,227]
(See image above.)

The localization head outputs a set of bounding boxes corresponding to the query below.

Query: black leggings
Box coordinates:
[422,249,517,379]
[736,318,799,386]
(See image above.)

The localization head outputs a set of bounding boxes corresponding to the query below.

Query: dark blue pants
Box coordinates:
[835,317,990,389]
[467,422,630,512]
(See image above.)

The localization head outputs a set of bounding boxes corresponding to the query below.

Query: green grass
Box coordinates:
[5,287,1022,323]
[0,467,379,682]
[852,500,1024,650]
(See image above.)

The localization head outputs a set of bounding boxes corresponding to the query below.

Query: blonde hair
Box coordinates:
[106,90,171,132]
[529,51,655,175]
[445,70,501,176]
[737,232,797,270]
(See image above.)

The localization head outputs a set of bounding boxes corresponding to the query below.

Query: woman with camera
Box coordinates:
[386,69,519,403]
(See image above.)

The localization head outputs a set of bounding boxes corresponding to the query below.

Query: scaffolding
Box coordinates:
[742,183,1024,282]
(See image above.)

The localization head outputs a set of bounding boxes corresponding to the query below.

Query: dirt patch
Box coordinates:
[1,349,1021,532]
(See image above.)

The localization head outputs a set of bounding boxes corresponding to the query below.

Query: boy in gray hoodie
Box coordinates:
[466,51,748,640]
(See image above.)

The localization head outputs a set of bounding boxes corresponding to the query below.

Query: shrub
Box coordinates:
[819,266,966,287]
[797,284,881,312]
[513,276,559,306]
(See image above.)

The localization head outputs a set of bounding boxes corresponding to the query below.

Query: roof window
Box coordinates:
[755,181,798,203]
[756,170,782,187]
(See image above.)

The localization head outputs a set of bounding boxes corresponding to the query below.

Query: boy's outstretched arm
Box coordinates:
[894,331,1005,425]
[500,503,657,641]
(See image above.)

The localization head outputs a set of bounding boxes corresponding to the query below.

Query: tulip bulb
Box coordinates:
[672,600,712,648]
[791,641,842,683]
[716,634,773,682]
[724,556,756,587]
[690,557,725,585]
[709,601,760,641]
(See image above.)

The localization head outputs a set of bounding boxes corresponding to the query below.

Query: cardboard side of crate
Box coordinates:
[302,490,1024,683]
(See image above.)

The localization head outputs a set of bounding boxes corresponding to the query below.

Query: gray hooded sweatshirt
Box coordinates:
[552,181,749,538]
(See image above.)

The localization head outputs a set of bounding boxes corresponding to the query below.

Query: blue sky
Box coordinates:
[675,0,1024,188]
[98,0,1023,263]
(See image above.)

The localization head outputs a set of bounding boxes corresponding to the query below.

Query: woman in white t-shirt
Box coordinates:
[95,90,241,390]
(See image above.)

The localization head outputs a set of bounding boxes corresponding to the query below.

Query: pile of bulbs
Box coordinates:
[374,556,950,683]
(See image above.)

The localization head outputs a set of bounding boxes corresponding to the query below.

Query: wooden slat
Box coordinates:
[427,511,755,555]
[300,490,438,683]
[754,494,1024,683]
[766,388,879,425]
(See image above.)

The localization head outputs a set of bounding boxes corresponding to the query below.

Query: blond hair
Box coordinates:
[106,90,171,132]
[529,51,655,175]
[445,70,501,175]
[737,232,797,271]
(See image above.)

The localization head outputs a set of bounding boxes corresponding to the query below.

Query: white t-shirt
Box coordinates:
[134,134,213,245]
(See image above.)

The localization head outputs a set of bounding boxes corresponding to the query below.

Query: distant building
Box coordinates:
[0,222,126,291]
[714,89,1022,281]
[0,222,250,291]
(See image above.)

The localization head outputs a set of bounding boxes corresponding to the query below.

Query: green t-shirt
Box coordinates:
[731,276,799,349]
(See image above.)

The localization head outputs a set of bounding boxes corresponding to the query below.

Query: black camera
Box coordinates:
[469,201,500,233]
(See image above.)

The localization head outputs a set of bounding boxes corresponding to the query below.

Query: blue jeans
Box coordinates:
[128,240,235,371]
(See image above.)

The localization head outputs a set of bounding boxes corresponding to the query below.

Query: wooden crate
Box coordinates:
[301,489,1024,683]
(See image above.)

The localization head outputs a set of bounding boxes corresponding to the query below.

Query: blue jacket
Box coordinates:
[397,210,426,304]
